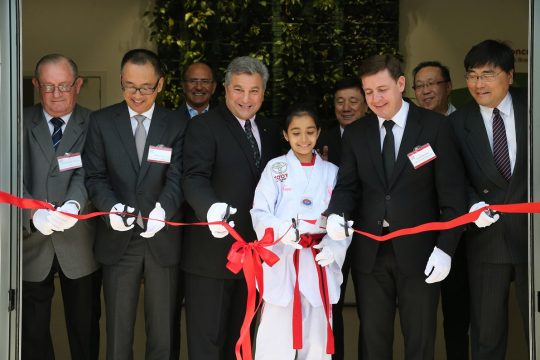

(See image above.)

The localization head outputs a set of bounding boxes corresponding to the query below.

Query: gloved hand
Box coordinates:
[326,214,353,241]
[207,202,236,238]
[48,201,79,231]
[141,202,166,238]
[313,239,336,267]
[109,203,135,231]
[470,201,499,228]
[278,221,302,250]
[424,246,451,284]
[32,209,54,235]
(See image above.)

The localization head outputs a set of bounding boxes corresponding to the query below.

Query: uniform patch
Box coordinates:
[301,198,313,207]
[271,162,288,182]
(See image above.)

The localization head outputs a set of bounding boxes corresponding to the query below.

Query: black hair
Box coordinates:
[464,40,515,72]
[121,49,163,77]
[412,61,452,82]
[284,104,321,131]
[334,76,363,94]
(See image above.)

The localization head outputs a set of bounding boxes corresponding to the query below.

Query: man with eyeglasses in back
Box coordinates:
[84,49,187,359]
[179,62,217,119]
[22,54,101,360]
[450,39,528,360]
[413,61,456,116]
[413,60,469,360]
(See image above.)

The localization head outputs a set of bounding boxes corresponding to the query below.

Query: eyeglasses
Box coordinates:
[39,79,78,93]
[121,79,161,95]
[465,71,502,83]
[412,80,448,91]
[185,78,214,86]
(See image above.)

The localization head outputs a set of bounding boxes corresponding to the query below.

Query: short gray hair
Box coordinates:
[34,54,79,79]
[224,56,269,90]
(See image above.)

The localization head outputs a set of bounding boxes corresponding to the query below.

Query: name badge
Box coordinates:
[407,143,436,169]
[57,153,82,172]
[147,145,172,164]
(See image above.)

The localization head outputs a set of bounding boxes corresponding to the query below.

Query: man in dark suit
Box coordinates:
[317,76,368,166]
[326,54,467,359]
[84,49,186,359]
[450,40,528,360]
[316,76,367,360]
[182,56,282,360]
[22,54,101,360]
[413,60,470,360]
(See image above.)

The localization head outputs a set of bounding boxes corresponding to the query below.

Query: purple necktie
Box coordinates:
[492,108,511,181]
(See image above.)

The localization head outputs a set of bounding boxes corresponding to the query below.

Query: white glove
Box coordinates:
[141,202,166,238]
[326,214,353,241]
[109,203,135,231]
[470,201,499,228]
[278,221,302,250]
[424,246,452,284]
[313,240,336,267]
[48,201,79,231]
[207,202,236,238]
[32,209,54,235]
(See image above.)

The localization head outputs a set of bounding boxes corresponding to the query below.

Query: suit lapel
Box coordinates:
[30,108,56,167]
[113,103,140,173]
[365,116,386,187]
[510,91,526,187]
[137,106,168,185]
[221,107,259,177]
[56,106,85,156]
[464,106,508,188]
[390,105,422,187]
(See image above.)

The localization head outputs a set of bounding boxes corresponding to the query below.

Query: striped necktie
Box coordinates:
[492,108,512,181]
[50,117,64,151]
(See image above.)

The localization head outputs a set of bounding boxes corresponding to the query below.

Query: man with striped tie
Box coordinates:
[22,54,101,360]
[450,40,528,359]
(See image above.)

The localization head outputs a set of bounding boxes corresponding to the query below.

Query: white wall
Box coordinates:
[23,0,155,109]
[399,0,528,98]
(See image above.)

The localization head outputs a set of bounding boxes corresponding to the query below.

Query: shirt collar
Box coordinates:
[43,110,72,124]
[187,103,209,118]
[377,99,409,129]
[479,92,512,118]
[128,103,155,120]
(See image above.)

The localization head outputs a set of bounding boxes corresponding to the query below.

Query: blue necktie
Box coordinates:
[50,117,64,151]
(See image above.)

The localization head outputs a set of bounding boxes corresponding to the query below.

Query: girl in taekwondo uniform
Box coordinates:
[251,106,351,360]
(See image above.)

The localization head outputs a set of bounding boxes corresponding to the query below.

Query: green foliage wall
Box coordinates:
[147,0,399,124]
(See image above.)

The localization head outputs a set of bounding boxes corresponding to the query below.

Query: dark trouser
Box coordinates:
[441,240,470,360]
[102,234,180,360]
[469,262,528,360]
[22,256,102,360]
[352,241,439,360]
[331,250,352,360]
[184,272,249,360]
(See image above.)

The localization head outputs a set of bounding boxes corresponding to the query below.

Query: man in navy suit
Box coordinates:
[84,49,186,359]
[326,54,467,359]
[450,40,528,360]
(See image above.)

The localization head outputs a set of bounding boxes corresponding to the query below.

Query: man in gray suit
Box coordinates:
[22,54,101,360]
[451,40,528,359]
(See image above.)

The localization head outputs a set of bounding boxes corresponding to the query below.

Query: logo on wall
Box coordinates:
[271,162,288,182]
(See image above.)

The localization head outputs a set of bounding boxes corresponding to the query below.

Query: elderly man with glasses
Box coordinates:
[22,53,102,360]
[84,48,187,359]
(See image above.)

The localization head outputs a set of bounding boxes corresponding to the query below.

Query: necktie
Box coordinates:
[382,120,395,185]
[50,117,64,151]
[492,108,512,181]
[134,115,147,164]
[133,114,147,228]
[244,119,261,169]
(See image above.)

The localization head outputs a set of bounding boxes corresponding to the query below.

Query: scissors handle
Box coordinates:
[342,212,350,237]
[291,217,300,242]
[223,204,231,222]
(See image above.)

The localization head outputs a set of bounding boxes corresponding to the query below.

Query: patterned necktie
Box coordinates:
[50,117,64,151]
[134,115,147,164]
[244,119,261,169]
[492,108,512,181]
[382,120,395,185]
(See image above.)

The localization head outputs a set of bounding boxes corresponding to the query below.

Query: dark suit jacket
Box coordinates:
[317,124,342,166]
[450,88,527,264]
[23,104,99,281]
[327,101,467,275]
[182,105,283,279]
[83,101,186,266]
